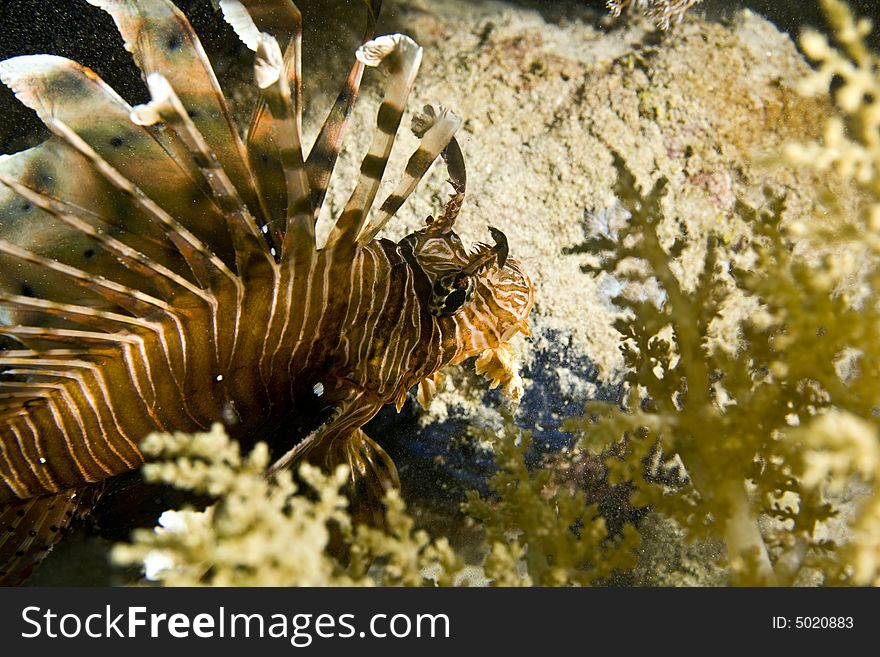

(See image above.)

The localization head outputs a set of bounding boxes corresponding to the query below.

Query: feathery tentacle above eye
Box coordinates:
[426,134,468,235]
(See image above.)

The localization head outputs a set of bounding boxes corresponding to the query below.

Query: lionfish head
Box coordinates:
[408,222,534,354]
[388,103,534,360]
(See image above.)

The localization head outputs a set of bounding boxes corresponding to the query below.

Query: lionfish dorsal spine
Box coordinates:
[326,34,424,250]
[253,34,316,252]
[302,2,379,221]
[133,73,275,278]
[219,0,303,248]
[86,0,272,229]
[359,106,463,244]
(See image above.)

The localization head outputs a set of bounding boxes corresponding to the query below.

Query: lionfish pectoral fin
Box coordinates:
[328,429,400,529]
[266,429,399,529]
[0,485,101,586]
[264,388,396,527]
[265,387,384,476]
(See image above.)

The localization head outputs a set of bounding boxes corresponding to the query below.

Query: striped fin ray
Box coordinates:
[0,486,102,585]
[358,105,462,244]
[326,34,423,250]
[0,143,133,323]
[253,34,314,252]
[0,54,236,266]
[0,239,204,426]
[0,147,233,387]
[0,164,209,313]
[131,73,274,277]
[0,239,182,331]
[305,0,382,220]
[86,0,271,229]
[0,375,123,489]
[0,377,129,479]
[220,0,301,49]
[220,0,303,243]
[0,119,242,370]
[0,294,169,338]
[0,348,166,445]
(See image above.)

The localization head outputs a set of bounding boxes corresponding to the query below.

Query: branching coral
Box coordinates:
[606,0,702,30]
[565,152,880,585]
[115,420,638,587]
[783,0,880,215]
[560,0,880,587]
[112,425,464,586]
[464,415,639,586]
[777,0,880,585]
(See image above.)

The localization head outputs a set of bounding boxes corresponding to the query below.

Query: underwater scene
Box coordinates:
[0,0,878,586]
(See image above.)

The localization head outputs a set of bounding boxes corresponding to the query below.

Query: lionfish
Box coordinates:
[0,0,533,584]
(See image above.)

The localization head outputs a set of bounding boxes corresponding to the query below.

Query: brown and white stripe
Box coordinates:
[0,0,533,583]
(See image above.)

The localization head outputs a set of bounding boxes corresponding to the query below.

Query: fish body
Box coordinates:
[0,0,533,583]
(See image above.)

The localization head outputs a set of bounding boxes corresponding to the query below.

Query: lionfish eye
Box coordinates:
[430,271,475,316]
